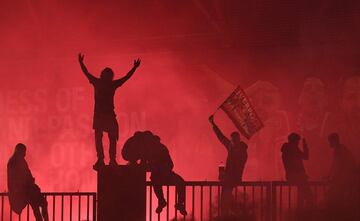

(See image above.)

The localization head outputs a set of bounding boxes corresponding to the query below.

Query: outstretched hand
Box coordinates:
[78,53,84,63]
[134,58,141,68]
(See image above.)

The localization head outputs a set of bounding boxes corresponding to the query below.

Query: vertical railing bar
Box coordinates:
[208,186,212,221]
[200,186,203,221]
[175,186,178,221]
[86,195,90,221]
[271,183,277,221]
[78,195,81,221]
[166,185,169,221]
[61,195,64,221]
[192,186,195,221]
[92,194,96,221]
[18,212,20,221]
[266,183,271,221]
[314,186,317,205]
[217,185,221,218]
[288,186,291,209]
[252,186,255,214]
[183,186,186,221]
[70,195,73,221]
[10,203,12,221]
[26,204,29,221]
[260,184,263,221]
[149,186,153,221]
[1,195,4,221]
[157,212,160,221]
[279,185,283,221]
[52,195,56,221]
[244,186,247,205]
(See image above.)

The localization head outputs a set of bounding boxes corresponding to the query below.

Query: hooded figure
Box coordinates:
[122,131,187,216]
[7,143,48,221]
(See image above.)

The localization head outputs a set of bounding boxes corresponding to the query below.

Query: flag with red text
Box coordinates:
[220,86,263,139]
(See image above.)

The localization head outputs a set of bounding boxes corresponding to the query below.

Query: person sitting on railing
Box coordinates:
[7,143,49,221]
[122,131,188,216]
[281,133,313,209]
[208,115,248,213]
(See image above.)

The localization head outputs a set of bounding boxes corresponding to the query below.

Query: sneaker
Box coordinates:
[155,199,167,214]
[93,160,105,171]
[175,203,187,216]
[109,159,119,167]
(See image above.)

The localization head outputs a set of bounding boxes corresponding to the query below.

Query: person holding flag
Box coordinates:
[208,115,248,214]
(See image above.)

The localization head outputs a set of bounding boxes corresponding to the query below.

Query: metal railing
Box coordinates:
[146,181,272,221]
[271,181,328,221]
[0,192,97,221]
[3,181,352,221]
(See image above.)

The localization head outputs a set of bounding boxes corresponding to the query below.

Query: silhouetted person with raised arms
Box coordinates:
[122,131,187,216]
[325,133,357,220]
[78,53,141,170]
[281,133,312,209]
[208,115,248,214]
[7,143,49,221]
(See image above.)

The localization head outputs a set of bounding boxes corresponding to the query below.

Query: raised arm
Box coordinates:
[114,58,141,88]
[209,115,231,150]
[78,53,97,84]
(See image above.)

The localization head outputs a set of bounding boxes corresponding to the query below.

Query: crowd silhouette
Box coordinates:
[5,54,360,221]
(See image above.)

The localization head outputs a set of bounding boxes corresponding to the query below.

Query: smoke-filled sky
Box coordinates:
[1,0,360,191]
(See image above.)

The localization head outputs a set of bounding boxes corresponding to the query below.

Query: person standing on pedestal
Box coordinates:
[78,53,141,170]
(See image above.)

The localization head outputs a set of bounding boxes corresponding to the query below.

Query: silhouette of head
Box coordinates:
[14,143,26,158]
[328,133,340,148]
[288,133,300,146]
[231,132,241,145]
[100,67,114,82]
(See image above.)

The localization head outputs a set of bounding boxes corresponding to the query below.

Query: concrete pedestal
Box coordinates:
[97,165,146,221]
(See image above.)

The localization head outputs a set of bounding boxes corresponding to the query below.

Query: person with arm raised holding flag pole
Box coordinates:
[208,115,248,215]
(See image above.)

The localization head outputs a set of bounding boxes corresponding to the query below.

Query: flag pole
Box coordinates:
[211,105,222,116]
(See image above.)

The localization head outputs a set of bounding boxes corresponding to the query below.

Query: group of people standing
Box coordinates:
[209,114,358,218]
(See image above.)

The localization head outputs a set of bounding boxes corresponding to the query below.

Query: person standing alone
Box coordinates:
[78,53,141,170]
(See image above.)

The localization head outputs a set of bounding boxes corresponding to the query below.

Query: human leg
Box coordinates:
[30,202,43,221]
[170,172,187,215]
[151,173,167,213]
[94,129,105,170]
[108,132,118,166]
[29,185,48,221]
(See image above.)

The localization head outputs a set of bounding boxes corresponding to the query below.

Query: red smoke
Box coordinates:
[1,1,360,193]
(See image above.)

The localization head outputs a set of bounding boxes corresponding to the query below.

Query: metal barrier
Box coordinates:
[146,181,272,221]
[1,181,341,221]
[0,192,97,221]
[271,181,329,221]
